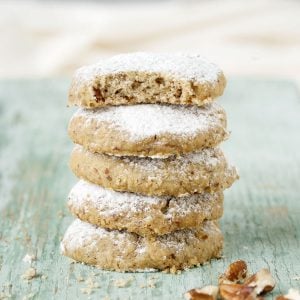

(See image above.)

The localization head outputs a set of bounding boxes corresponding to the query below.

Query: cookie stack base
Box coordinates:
[61,219,223,272]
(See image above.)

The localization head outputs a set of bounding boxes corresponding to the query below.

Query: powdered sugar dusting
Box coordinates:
[185,148,222,165]
[61,219,118,251]
[74,144,226,177]
[118,147,224,171]
[61,219,220,257]
[69,180,159,214]
[73,103,226,141]
[77,52,223,84]
[68,180,221,218]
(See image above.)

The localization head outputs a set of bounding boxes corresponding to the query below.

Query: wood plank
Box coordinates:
[0,79,299,299]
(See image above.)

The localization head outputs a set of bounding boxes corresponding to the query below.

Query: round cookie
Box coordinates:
[68,52,226,108]
[60,219,223,272]
[68,103,228,158]
[70,145,238,197]
[68,180,224,236]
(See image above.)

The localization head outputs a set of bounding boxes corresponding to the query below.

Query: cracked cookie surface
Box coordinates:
[68,180,224,236]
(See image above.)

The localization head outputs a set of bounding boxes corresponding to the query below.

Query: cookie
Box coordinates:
[70,145,238,197]
[68,103,228,158]
[68,52,226,108]
[60,219,223,272]
[68,180,224,236]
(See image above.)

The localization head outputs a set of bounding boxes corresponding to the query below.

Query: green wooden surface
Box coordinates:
[0,78,299,300]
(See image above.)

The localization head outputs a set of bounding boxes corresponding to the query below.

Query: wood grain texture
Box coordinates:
[0,79,299,299]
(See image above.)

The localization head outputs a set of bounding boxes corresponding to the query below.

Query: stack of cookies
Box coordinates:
[61,53,238,272]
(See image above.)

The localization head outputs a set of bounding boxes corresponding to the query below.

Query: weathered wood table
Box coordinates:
[0,79,299,299]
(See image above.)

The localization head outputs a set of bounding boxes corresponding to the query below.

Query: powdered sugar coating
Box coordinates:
[70,145,239,197]
[117,147,224,170]
[76,52,222,84]
[68,180,222,218]
[69,180,159,215]
[61,219,221,255]
[72,102,226,141]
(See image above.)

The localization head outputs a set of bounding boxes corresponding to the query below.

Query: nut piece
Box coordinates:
[220,260,248,284]
[185,285,219,300]
[276,289,300,300]
[244,268,276,295]
[219,283,257,300]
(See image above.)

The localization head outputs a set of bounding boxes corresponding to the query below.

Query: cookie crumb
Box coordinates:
[86,277,100,288]
[0,282,12,300]
[21,267,37,280]
[77,276,84,282]
[292,276,300,281]
[22,254,36,264]
[170,266,178,274]
[0,291,12,300]
[113,278,132,288]
[57,210,65,218]
[22,293,35,300]
[80,277,100,295]
[80,288,92,295]
[140,277,158,288]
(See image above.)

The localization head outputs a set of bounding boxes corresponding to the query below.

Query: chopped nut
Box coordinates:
[244,268,275,294]
[276,289,300,300]
[220,260,248,284]
[219,283,257,300]
[185,261,278,300]
[185,285,219,300]
[185,289,214,300]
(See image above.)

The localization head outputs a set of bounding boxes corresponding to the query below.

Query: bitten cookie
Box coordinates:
[68,52,226,108]
[70,145,238,197]
[68,103,228,158]
[68,180,224,236]
[60,219,223,272]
